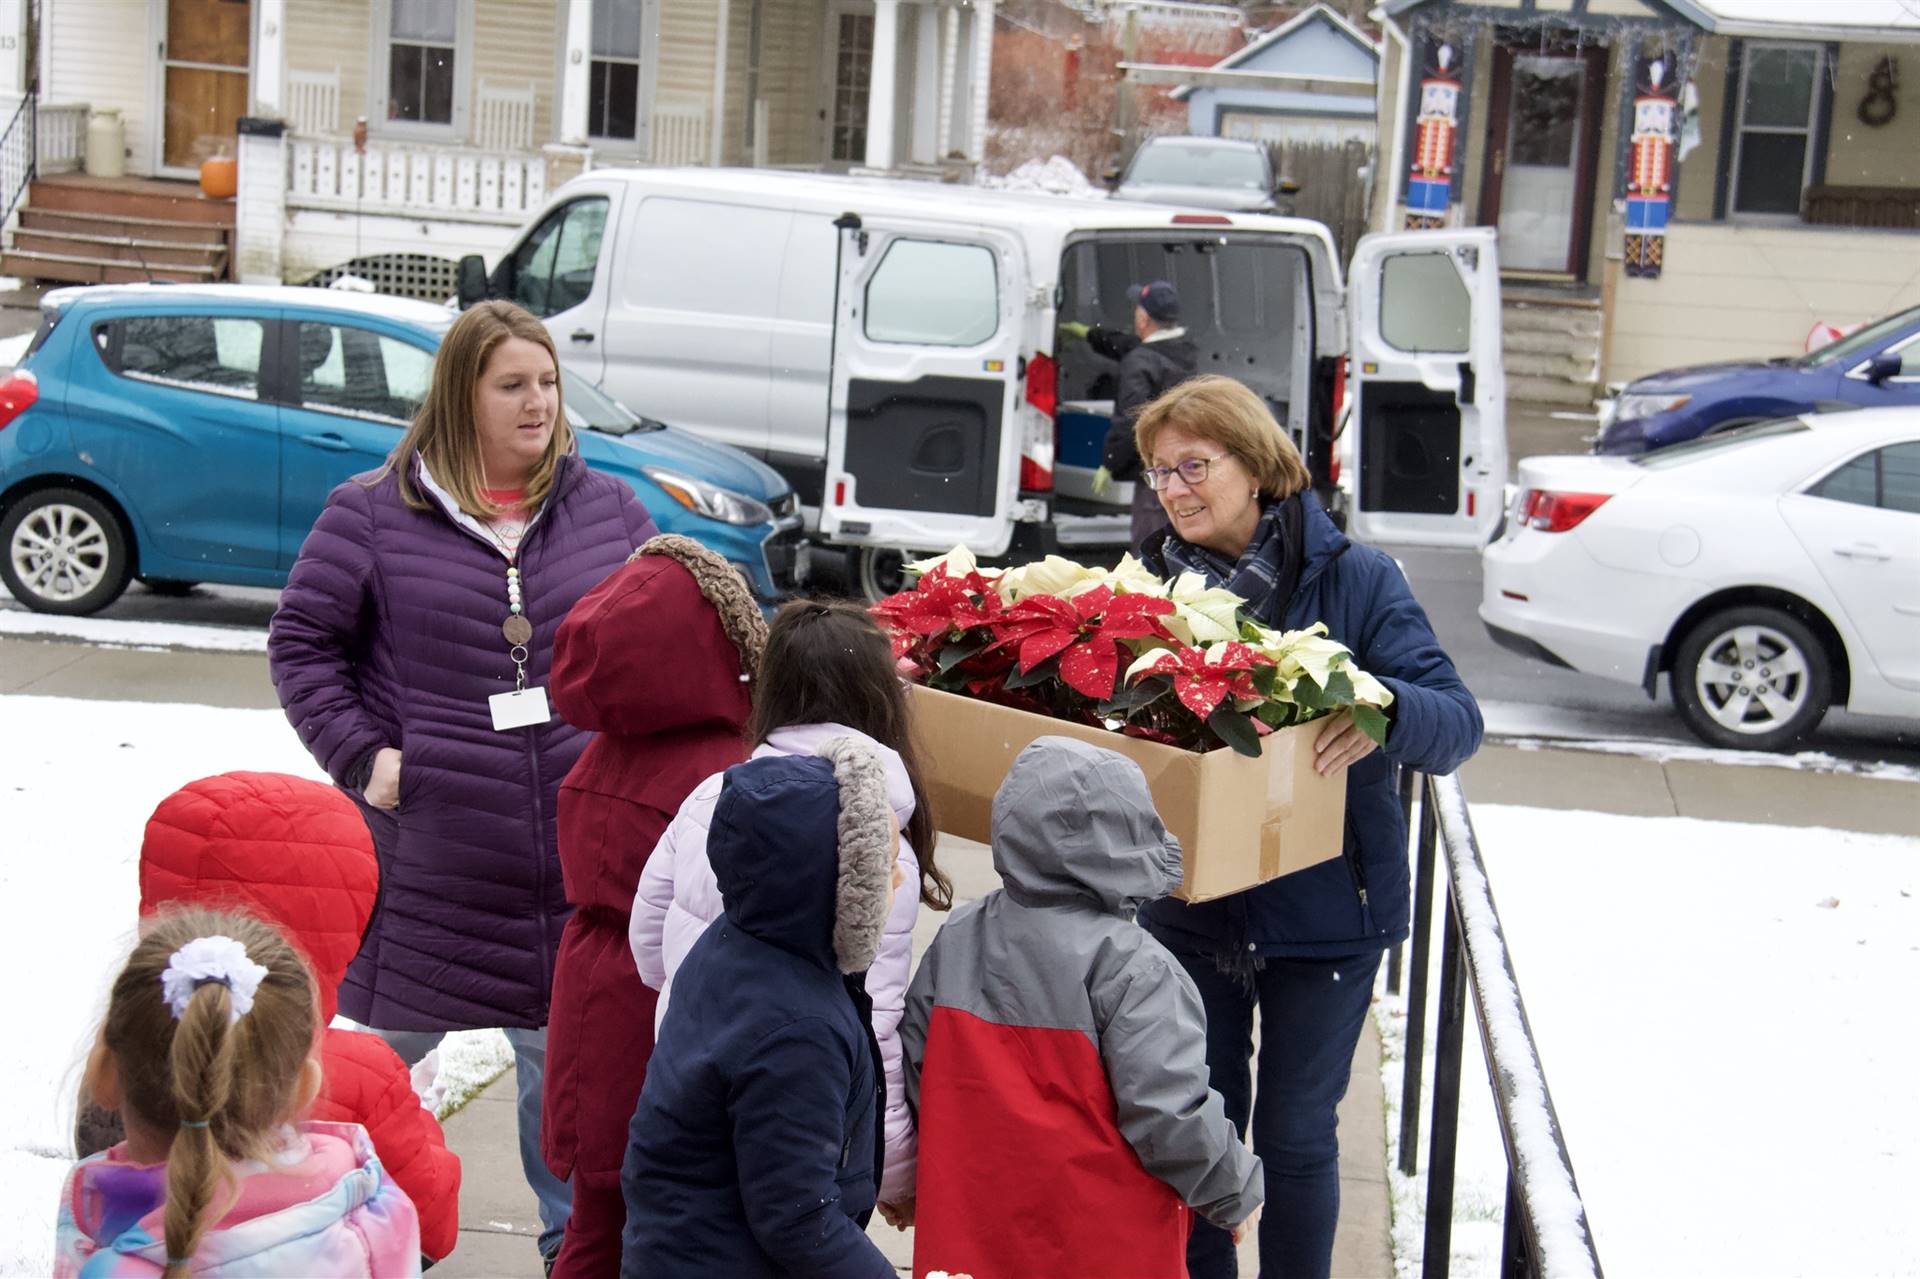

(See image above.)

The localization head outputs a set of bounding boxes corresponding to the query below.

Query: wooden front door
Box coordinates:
[161,0,251,171]
[1478,41,1606,279]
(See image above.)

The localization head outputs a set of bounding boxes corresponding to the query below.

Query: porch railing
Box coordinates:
[1389,771,1603,1279]
[651,97,709,167]
[1,95,34,227]
[36,101,87,175]
[286,135,547,224]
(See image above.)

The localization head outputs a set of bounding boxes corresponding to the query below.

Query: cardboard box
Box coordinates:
[910,684,1346,902]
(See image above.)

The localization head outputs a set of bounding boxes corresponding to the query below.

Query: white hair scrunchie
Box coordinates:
[160,935,270,1025]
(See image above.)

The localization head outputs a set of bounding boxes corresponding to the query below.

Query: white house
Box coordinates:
[4,0,1000,294]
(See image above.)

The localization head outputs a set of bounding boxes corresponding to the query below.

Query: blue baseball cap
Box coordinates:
[1128,280,1180,323]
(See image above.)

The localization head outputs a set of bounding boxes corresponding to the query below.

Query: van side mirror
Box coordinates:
[456,255,488,309]
[1865,352,1902,385]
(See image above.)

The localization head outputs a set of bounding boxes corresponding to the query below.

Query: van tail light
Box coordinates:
[1025,351,1058,420]
[1171,213,1233,225]
[1020,351,1056,492]
[1517,489,1610,533]
[1331,357,1348,424]
[0,369,38,430]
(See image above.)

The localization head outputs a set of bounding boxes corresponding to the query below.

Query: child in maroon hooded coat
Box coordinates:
[541,535,769,1278]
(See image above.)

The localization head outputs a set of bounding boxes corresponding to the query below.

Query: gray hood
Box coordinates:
[990,737,1183,913]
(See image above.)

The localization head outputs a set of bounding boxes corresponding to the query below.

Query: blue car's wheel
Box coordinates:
[1,488,134,616]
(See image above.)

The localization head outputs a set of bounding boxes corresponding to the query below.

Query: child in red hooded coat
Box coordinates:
[126,770,463,1261]
[541,534,769,1278]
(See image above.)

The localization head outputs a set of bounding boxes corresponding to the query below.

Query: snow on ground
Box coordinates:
[0,695,508,1276]
[0,608,269,652]
[0,331,31,369]
[1378,804,1920,1278]
[1481,699,1920,782]
[980,155,1101,198]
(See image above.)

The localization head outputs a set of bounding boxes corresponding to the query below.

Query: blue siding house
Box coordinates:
[1178,3,1379,146]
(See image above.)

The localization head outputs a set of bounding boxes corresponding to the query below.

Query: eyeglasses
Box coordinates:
[1142,454,1230,491]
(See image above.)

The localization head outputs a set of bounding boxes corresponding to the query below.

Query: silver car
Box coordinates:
[1106,136,1293,214]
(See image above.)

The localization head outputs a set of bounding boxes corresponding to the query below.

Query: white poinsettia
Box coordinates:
[1090,553,1168,598]
[906,545,1002,582]
[1348,666,1395,709]
[992,554,1105,602]
[1162,573,1246,645]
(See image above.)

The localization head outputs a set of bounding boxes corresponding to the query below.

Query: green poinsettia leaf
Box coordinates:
[1352,703,1391,746]
[1255,699,1303,729]
[1006,657,1059,690]
[1321,667,1355,705]
[937,640,983,673]
[1207,706,1264,758]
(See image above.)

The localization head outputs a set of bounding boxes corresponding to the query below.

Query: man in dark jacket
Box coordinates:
[1064,279,1199,543]
[619,741,897,1279]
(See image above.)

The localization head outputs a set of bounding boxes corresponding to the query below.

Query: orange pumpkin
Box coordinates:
[199,154,238,200]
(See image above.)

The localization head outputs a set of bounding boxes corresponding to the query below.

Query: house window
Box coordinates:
[591,0,643,142]
[1730,43,1823,216]
[831,11,875,163]
[388,0,459,125]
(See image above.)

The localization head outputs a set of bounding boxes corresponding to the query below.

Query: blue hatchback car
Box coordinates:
[0,284,803,614]
[1596,302,1920,455]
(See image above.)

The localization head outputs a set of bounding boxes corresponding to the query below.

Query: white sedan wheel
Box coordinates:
[1691,623,1811,735]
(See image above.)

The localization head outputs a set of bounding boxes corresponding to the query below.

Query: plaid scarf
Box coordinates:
[1157,496,1304,627]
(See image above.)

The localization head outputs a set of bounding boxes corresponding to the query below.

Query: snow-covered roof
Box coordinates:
[1172,2,1378,101]
[1381,0,1920,41]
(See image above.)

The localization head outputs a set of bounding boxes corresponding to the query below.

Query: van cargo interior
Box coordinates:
[1056,235,1315,468]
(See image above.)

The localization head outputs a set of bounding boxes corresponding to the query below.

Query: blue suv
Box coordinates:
[0,285,803,614]
[1596,302,1920,454]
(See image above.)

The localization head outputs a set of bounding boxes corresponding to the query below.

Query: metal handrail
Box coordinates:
[1390,770,1603,1279]
[1,93,35,227]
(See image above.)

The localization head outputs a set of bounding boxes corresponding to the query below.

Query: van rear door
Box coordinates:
[1347,228,1506,547]
[823,216,1027,557]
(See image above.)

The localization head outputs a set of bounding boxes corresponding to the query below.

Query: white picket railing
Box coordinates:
[286,136,547,223]
[651,97,709,166]
[37,101,89,174]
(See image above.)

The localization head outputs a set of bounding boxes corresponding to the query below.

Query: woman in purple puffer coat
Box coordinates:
[268,301,657,1271]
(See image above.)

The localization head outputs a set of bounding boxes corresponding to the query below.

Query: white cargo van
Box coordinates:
[462,168,1504,594]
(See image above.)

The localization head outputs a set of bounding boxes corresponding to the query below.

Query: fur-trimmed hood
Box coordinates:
[551,535,768,738]
[708,743,895,974]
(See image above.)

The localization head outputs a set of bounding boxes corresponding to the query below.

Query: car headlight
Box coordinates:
[640,467,774,526]
[1611,393,1691,424]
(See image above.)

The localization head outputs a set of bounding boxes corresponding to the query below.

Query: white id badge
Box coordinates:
[490,686,552,731]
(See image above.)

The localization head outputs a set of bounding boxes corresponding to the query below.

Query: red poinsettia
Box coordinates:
[870,565,1001,639]
[1129,642,1274,719]
[987,585,1175,700]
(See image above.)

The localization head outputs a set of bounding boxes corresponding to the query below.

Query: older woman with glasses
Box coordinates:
[1132,375,1482,1279]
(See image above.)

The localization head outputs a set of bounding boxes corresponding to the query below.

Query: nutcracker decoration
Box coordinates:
[1625,59,1678,278]
[1406,45,1461,231]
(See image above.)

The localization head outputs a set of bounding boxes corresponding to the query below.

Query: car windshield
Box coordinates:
[1126,143,1268,190]
[1792,303,1920,368]
[1633,416,1810,468]
[561,368,658,435]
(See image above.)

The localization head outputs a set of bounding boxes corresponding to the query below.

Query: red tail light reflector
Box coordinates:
[0,370,38,430]
[1025,351,1057,420]
[1518,489,1610,533]
[833,480,847,507]
[1019,457,1054,491]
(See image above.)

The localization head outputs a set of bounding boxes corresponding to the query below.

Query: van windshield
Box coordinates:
[1127,143,1268,191]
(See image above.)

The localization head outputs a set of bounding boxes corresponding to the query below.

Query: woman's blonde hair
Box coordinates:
[90,908,317,1279]
[1132,375,1313,500]
[390,300,575,518]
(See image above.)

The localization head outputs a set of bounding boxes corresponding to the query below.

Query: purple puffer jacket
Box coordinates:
[269,453,656,1031]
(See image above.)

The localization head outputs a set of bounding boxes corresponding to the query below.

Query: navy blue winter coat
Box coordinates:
[619,753,892,1279]
[1139,493,1482,958]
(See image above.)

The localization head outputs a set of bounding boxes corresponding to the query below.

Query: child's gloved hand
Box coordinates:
[1092,466,1113,496]
[1057,320,1091,343]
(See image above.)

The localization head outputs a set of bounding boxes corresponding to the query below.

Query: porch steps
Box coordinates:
[2,176,232,286]
[1503,288,1603,411]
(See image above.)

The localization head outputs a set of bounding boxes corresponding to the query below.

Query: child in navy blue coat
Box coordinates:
[619,741,898,1279]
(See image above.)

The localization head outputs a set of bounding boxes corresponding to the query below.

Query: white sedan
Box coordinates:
[1480,409,1920,751]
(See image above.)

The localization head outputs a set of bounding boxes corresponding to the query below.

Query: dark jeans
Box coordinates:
[1171,948,1383,1279]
